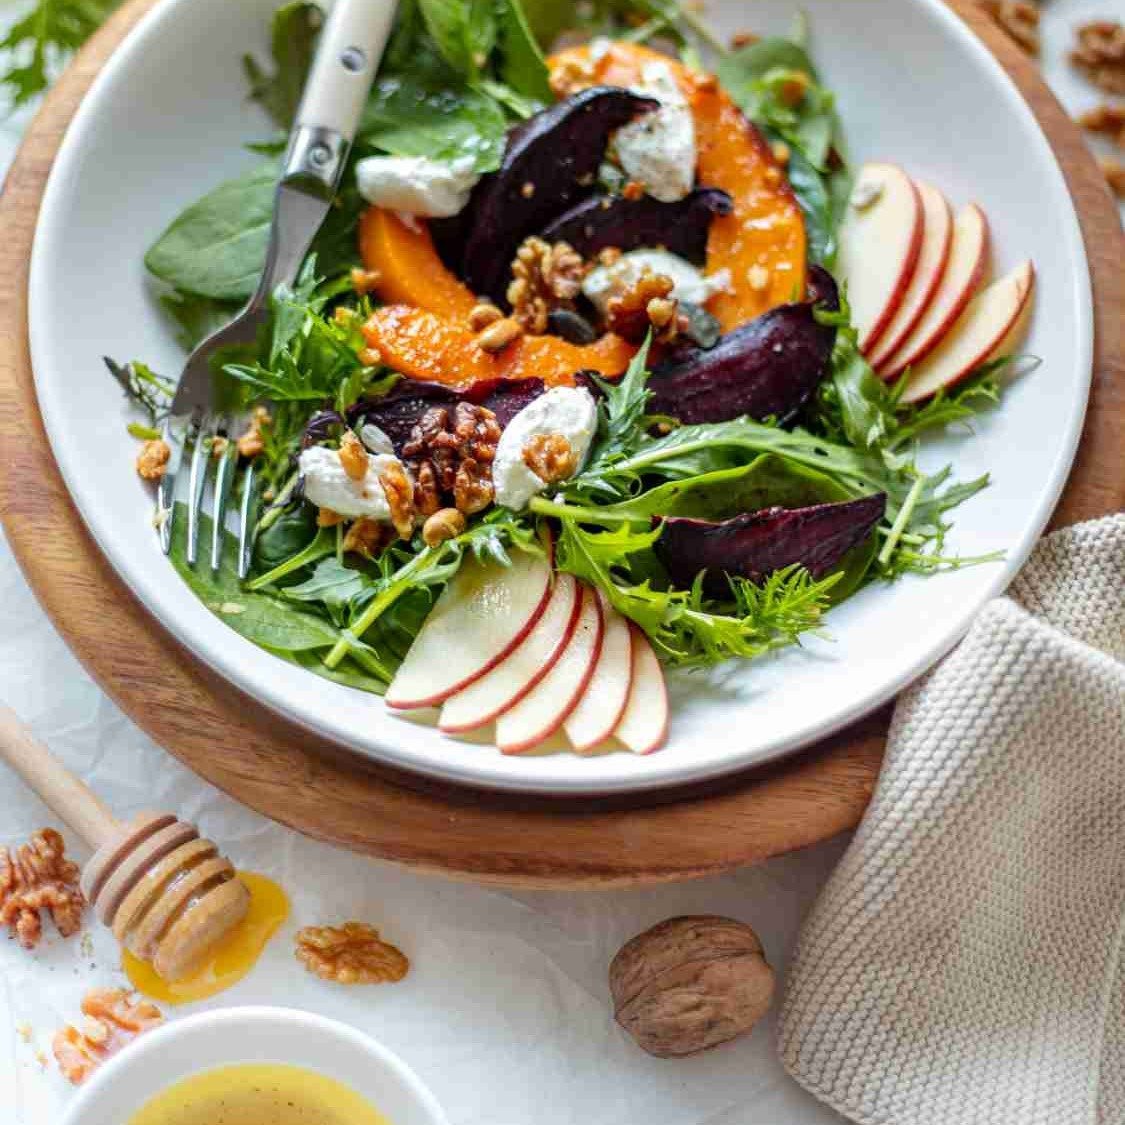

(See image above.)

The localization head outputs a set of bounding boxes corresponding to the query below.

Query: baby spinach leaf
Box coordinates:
[418,0,495,78]
[242,0,320,130]
[359,76,508,173]
[496,0,552,104]
[170,504,342,652]
[255,503,318,571]
[145,164,277,302]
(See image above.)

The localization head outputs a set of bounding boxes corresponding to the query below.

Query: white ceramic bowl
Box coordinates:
[59,1006,448,1125]
[29,0,1092,795]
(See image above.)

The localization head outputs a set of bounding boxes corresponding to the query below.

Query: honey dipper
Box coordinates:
[0,704,249,981]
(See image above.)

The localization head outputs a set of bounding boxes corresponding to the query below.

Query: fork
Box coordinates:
[156,0,396,577]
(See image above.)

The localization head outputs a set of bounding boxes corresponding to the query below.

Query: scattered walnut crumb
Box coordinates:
[523,434,579,484]
[295,922,409,984]
[520,181,536,199]
[53,990,163,1085]
[343,517,393,558]
[730,31,759,49]
[236,406,271,459]
[350,266,382,296]
[1071,20,1125,94]
[979,0,1039,55]
[0,829,84,950]
[317,507,345,528]
[379,460,416,540]
[507,236,589,334]
[1099,154,1125,197]
[135,439,170,482]
[476,316,524,353]
[1078,102,1125,147]
[338,431,369,482]
[421,507,466,547]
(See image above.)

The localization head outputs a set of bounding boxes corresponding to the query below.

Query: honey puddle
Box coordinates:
[124,872,289,1005]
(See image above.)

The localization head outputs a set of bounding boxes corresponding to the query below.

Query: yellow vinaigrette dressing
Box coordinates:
[124,873,289,1005]
[128,1063,391,1124]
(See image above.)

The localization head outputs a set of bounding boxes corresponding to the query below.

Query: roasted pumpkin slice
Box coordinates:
[362,305,635,389]
[548,41,807,331]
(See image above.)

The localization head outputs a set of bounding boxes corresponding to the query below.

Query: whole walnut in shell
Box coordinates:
[609,915,774,1058]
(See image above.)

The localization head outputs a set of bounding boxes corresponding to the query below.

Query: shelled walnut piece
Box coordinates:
[1071,20,1125,95]
[296,922,409,984]
[605,269,688,344]
[135,438,170,482]
[53,988,163,1085]
[1078,103,1125,147]
[979,0,1040,56]
[0,828,84,949]
[507,236,589,335]
[403,402,501,517]
[610,915,775,1058]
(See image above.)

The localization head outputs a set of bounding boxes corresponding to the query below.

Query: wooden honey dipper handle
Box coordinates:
[0,703,121,849]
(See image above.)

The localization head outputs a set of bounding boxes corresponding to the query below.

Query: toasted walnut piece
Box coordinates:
[979,0,1040,55]
[317,507,345,528]
[453,402,502,464]
[477,317,525,353]
[413,460,442,517]
[468,302,503,331]
[403,404,499,515]
[135,439,170,482]
[53,989,163,1085]
[338,431,369,482]
[507,236,589,334]
[235,405,272,460]
[1099,154,1125,197]
[605,268,676,342]
[350,266,382,296]
[296,922,409,984]
[0,829,84,950]
[549,54,597,98]
[343,517,393,558]
[422,507,467,547]
[1078,102,1125,146]
[523,434,579,485]
[1071,20,1125,94]
[454,458,495,515]
[378,461,416,540]
[610,916,774,1058]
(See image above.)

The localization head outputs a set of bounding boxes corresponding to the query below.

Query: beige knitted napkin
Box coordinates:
[780,514,1125,1125]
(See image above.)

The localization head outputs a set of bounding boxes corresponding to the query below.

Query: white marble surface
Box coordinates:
[0,1,1117,1122]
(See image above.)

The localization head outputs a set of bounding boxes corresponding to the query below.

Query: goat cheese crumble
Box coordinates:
[613,61,696,203]
[493,387,598,511]
[299,445,407,522]
[355,154,480,218]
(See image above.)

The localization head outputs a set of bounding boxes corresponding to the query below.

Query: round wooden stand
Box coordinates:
[0,0,1120,887]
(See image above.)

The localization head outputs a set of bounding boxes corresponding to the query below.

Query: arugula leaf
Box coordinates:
[279,555,374,625]
[815,307,896,450]
[242,0,320,130]
[496,0,552,104]
[145,164,277,302]
[359,76,508,173]
[0,0,120,108]
[103,358,173,426]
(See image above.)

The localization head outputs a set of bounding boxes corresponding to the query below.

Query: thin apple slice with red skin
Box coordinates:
[386,546,553,710]
[876,203,990,380]
[899,261,1035,405]
[438,573,581,733]
[497,584,605,755]
[866,182,953,369]
[564,591,634,754]
[613,624,669,756]
[836,163,923,353]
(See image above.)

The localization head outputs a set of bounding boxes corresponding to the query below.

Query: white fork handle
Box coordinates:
[297,0,397,145]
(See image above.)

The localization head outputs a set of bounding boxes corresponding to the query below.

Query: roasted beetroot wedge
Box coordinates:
[646,265,840,425]
[460,88,658,302]
[655,493,887,594]
[540,188,733,265]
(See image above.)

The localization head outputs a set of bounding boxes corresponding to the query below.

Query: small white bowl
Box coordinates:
[59,1006,449,1125]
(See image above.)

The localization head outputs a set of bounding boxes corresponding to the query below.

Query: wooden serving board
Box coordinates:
[0,1,1121,888]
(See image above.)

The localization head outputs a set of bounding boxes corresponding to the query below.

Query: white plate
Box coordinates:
[30,0,1092,795]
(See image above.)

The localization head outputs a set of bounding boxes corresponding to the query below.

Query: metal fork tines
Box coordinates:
[158,411,258,578]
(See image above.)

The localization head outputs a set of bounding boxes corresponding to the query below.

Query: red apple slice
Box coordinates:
[612,624,669,756]
[876,203,990,380]
[564,592,634,753]
[836,163,923,352]
[497,584,605,755]
[866,182,953,369]
[899,260,1035,405]
[386,548,553,710]
[438,573,581,732]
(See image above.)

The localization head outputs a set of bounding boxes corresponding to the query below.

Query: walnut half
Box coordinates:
[0,828,85,949]
[609,915,775,1058]
[296,922,410,984]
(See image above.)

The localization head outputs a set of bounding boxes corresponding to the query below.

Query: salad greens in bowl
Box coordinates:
[30,0,1090,790]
